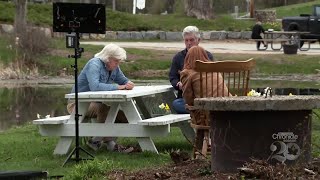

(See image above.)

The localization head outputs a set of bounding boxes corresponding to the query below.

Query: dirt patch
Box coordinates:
[107,158,320,180]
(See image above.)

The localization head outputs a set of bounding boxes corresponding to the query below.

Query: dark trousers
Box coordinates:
[254,36,265,49]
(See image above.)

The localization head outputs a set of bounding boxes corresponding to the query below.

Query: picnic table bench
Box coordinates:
[251,31,318,51]
[33,85,195,155]
[250,38,318,51]
[298,39,318,51]
[250,39,289,51]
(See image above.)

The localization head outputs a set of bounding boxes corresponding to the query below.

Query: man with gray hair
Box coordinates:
[67,43,135,153]
[169,26,214,114]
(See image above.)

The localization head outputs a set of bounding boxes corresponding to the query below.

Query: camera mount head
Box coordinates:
[53,2,106,34]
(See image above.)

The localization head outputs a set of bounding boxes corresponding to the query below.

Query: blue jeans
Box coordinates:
[172,98,189,114]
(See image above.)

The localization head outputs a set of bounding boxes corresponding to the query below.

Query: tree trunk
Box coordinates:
[250,0,254,18]
[112,0,116,11]
[184,0,213,20]
[14,0,27,37]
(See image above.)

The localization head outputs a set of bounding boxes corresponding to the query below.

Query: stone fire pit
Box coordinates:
[194,95,320,172]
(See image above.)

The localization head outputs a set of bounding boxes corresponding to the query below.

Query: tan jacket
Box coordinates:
[180,69,231,106]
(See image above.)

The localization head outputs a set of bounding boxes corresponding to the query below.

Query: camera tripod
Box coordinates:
[63,32,94,166]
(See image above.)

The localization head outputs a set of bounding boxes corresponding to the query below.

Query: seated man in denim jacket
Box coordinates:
[67,43,134,152]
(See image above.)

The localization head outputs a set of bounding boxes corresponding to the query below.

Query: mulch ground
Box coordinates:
[107,156,320,180]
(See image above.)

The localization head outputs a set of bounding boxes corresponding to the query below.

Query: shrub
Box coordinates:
[14,26,50,65]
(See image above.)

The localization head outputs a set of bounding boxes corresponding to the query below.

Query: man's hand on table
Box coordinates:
[125,81,135,90]
[118,81,135,90]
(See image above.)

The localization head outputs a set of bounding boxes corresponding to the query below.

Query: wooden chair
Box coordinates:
[189,58,256,159]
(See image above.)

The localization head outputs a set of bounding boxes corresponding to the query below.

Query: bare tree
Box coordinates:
[13,0,49,66]
[14,0,27,37]
[113,0,116,10]
[250,0,254,18]
[184,0,213,19]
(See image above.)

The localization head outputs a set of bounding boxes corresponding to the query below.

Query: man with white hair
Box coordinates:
[67,43,134,152]
[169,26,214,114]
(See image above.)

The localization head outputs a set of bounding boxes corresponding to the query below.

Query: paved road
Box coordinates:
[81,40,320,55]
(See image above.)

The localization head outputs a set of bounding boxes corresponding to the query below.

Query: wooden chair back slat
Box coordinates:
[199,71,203,98]
[194,58,256,97]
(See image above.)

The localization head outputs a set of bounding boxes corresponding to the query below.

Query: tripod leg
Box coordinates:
[62,146,94,166]
[79,146,95,158]
[62,147,77,167]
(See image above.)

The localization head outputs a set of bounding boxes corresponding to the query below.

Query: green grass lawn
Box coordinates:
[1,110,320,179]
[274,0,320,18]
[0,123,190,178]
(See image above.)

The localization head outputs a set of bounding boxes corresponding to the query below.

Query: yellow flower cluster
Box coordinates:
[264,22,281,31]
[159,103,170,111]
[247,89,261,97]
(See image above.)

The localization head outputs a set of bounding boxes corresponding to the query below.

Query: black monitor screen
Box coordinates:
[53,3,106,34]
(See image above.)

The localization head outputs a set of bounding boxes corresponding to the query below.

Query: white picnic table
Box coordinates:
[34,85,194,155]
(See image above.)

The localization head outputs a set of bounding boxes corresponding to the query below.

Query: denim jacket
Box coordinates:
[71,57,129,93]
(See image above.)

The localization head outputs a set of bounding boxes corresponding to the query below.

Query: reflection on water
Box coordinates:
[0,86,71,132]
[0,83,319,132]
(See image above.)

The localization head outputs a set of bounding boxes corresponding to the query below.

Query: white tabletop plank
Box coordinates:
[65,85,173,100]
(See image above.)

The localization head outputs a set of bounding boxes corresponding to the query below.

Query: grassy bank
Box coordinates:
[1,110,320,178]
[2,1,320,32]
[0,1,255,31]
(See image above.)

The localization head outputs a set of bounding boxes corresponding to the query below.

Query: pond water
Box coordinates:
[0,85,71,132]
[0,81,319,132]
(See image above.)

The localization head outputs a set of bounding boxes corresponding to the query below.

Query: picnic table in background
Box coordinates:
[262,31,314,51]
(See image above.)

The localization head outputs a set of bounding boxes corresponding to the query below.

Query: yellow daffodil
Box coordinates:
[289,93,293,96]
[45,115,51,118]
[165,103,170,111]
[37,113,41,119]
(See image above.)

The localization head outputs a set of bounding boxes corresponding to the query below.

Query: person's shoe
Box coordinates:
[113,144,134,153]
[101,140,116,151]
[86,139,101,151]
